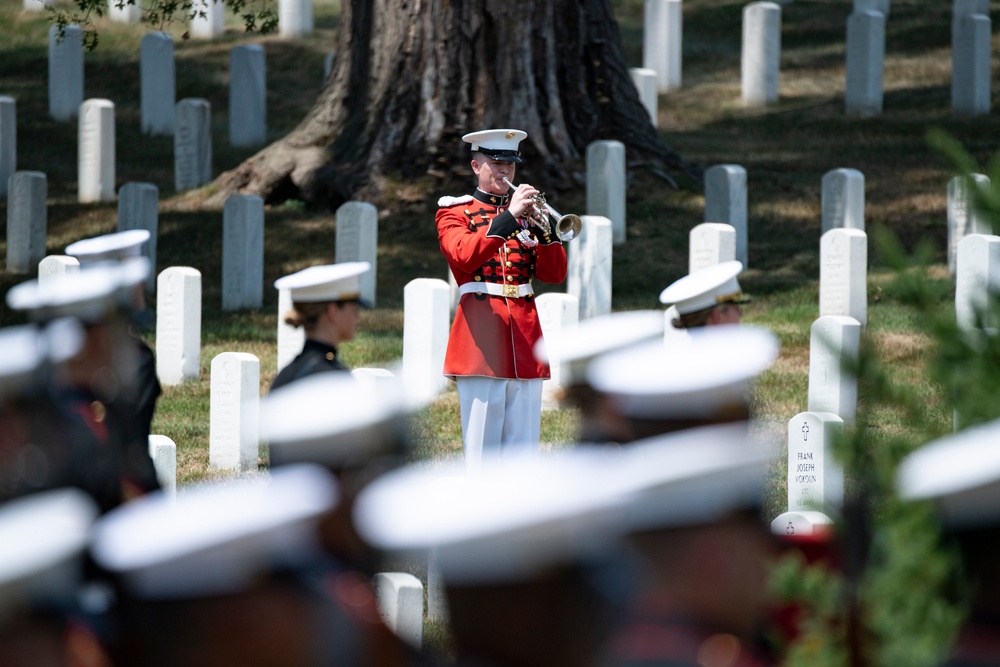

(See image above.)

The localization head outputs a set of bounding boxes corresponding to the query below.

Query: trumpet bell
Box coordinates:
[556,214,582,242]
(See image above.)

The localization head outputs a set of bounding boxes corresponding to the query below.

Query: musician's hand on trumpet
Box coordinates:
[506,181,541,220]
[502,176,583,242]
[504,178,552,236]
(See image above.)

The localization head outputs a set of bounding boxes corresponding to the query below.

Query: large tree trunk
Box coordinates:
[207,0,702,210]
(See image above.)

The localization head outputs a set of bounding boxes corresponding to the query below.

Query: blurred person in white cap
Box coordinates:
[0,488,99,667]
[270,261,371,391]
[261,370,433,576]
[88,464,416,667]
[6,260,160,512]
[65,230,162,451]
[437,128,568,467]
[354,449,633,667]
[659,261,751,330]
[584,324,779,444]
[602,425,783,667]
[534,310,665,444]
[0,320,88,503]
[897,419,1000,665]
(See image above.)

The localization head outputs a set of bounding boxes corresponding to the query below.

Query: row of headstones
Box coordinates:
[677,164,989,276]
[24,0,316,39]
[143,430,427,645]
[640,0,991,117]
[3,90,223,199]
[775,208,998,537]
[19,186,375,314]
[44,26,266,147]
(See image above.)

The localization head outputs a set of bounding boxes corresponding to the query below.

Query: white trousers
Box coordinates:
[455,376,542,469]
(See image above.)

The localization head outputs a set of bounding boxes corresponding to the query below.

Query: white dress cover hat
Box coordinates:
[462,129,527,163]
[274,262,371,304]
[659,261,749,315]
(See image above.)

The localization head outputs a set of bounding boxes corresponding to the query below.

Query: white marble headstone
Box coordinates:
[118,182,159,291]
[786,411,845,513]
[372,573,423,648]
[741,2,781,106]
[279,0,313,37]
[704,165,748,267]
[845,10,885,117]
[586,141,627,246]
[147,435,178,499]
[38,256,80,288]
[0,97,15,199]
[689,222,736,273]
[174,98,212,191]
[821,168,865,234]
[567,216,613,320]
[402,278,450,397]
[6,171,47,275]
[771,510,835,538]
[276,287,306,372]
[956,233,1000,331]
[952,12,991,117]
[819,228,867,327]
[807,316,861,426]
[108,0,141,23]
[156,267,202,385]
[642,0,682,92]
[948,173,991,275]
[335,200,378,306]
[140,33,175,136]
[190,0,226,38]
[209,352,260,472]
[222,194,264,311]
[48,25,84,121]
[78,99,116,204]
[535,292,581,410]
[230,44,267,148]
[629,67,659,125]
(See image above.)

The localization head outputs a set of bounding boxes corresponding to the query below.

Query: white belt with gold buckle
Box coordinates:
[458,282,534,299]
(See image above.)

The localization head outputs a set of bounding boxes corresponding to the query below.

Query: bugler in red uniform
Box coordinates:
[437,188,568,380]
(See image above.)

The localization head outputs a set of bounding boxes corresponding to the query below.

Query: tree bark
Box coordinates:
[207,0,702,210]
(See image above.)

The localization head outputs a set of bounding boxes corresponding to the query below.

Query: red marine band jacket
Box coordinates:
[437,188,568,380]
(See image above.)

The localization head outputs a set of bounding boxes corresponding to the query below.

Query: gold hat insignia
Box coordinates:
[505,131,515,139]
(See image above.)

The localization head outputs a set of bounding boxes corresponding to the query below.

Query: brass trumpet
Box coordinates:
[502,177,582,242]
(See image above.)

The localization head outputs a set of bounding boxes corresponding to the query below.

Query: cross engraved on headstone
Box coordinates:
[802,422,809,441]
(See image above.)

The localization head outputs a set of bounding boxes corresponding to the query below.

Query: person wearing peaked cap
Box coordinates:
[270,261,371,391]
[659,261,751,329]
[437,129,568,467]
[534,309,665,443]
[0,488,99,667]
[6,261,161,513]
[897,419,1000,666]
[585,324,779,444]
[261,371,425,576]
[602,424,783,667]
[89,464,416,667]
[353,450,633,667]
[65,230,163,466]
[0,320,89,503]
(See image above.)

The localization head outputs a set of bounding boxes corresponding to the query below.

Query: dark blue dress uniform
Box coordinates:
[270,339,349,391]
